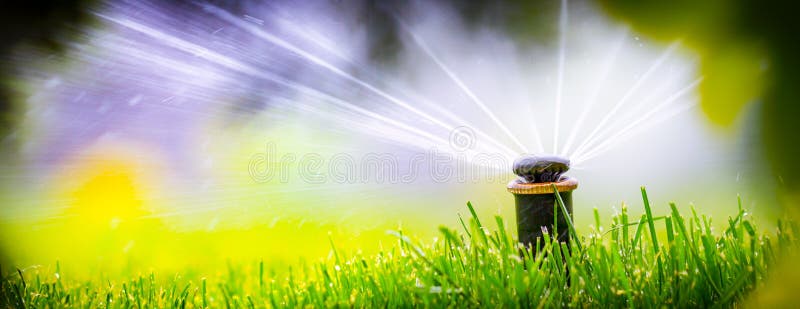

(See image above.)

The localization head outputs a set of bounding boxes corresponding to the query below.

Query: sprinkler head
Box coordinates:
[507,155,577,262]
[512,155,570,183]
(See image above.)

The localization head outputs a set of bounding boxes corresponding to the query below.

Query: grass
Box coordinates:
[1,188,797,308]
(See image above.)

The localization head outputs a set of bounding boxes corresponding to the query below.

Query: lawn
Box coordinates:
[1,189,796,308]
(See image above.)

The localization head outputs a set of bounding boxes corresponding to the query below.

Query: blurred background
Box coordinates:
[0,0,796,294]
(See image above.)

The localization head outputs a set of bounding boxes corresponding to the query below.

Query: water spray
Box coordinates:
[507,155,577,255]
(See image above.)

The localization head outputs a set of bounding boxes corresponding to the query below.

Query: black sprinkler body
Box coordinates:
[508,155,577,255]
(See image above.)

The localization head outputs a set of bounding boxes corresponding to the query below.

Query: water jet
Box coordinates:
[508,155,577,255]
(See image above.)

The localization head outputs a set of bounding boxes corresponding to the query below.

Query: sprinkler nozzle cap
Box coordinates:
[512,155,570,183]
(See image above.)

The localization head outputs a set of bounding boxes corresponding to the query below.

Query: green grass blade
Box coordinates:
[641,187,664,288]
[551,184,582,252]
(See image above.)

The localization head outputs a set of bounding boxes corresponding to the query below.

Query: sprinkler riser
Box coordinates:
[513,191,573,253]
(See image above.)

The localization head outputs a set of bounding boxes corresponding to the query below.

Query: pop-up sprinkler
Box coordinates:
[507,155,577,255]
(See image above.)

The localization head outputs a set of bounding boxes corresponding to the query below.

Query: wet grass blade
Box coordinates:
[551,184,582,252]
[641,187,664,289]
